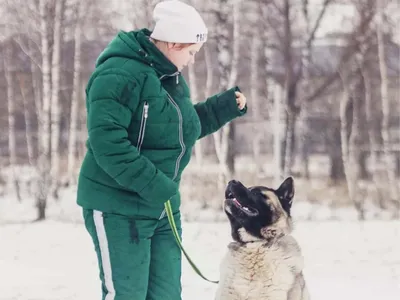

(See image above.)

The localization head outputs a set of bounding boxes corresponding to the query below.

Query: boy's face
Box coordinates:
[166,42,204,71]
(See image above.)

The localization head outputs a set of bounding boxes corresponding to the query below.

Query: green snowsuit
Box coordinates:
[77,28,247,300]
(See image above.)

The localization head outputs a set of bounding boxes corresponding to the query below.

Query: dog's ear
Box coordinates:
[276,177,295,212]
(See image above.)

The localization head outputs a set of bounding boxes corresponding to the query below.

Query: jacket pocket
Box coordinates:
[137,101,149,153]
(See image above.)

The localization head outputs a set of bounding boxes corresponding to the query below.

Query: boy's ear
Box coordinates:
[276,177,295,206]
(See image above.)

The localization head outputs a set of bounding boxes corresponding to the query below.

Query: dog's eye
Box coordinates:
[251,190,267,199]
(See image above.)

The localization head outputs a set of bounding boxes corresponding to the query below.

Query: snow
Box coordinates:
[0,165,399,300]
[0,207,399,299]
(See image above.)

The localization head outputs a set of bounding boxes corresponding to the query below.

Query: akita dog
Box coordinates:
[215,177,310,300]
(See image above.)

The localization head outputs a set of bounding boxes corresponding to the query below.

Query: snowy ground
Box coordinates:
[0,163,399,300]
[1,218,399,300]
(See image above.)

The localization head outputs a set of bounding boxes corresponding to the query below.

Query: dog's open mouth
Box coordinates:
[225,191,259,216]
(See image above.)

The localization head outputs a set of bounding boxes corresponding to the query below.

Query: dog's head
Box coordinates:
[224,177,295,244]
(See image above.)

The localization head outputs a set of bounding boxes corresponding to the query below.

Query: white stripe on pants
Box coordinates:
[93,210,116,300]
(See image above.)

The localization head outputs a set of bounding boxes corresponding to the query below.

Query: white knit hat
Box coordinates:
[150,0,208,44]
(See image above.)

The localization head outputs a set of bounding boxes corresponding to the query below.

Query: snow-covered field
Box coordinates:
[0,164,399,300]
[1,215,399,300]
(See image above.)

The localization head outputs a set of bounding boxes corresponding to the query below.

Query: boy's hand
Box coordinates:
[235,91,247,110]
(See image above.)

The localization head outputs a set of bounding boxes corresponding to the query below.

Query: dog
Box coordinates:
[215,177,310,300]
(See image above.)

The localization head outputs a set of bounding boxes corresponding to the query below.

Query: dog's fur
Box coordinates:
[215,177,310,300]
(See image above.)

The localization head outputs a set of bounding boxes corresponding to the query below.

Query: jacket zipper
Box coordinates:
[158,72,183,220]
[137,102,149,153]
[165,91,186,181]
[159,72,185,180]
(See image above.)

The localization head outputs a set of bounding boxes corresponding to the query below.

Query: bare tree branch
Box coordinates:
[12,35,42,71]
[306,0,334,48]
[306,6,376,103]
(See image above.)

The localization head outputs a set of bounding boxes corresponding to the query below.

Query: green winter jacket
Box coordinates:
[77,29,247,219]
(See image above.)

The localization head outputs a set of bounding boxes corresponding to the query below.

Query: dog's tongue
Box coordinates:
[233,198,242,207]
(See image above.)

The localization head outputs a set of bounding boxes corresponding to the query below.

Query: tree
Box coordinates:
[213,0,241,184]
[3,27,22,202]
[250,0,263,176]
[261,0,334,177]
[339,65,365,220]
[376,0,398,204]
[50,0,66,199]
[67,0,85,183]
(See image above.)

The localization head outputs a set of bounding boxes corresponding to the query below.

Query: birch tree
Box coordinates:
[203,43,213,99]
[29,40,42,151]
[376,1,398,204]
[17,74,36,166]
[213,0,240,184]
[297,0,314,179]
[3,33,22,202]
[35,0,52,220]
[249,0,263,176]
[263,0,333,177]
[339,69,365,220]
[357,43,385,206]
[67,0,85,183]
[49,0,65,198]
[259,0,283,181]
[280,0,297,178]
[327,0,377,183]
[188,63,204,165]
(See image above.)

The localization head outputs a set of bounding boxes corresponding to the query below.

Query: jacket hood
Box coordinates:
[96,28,178,76]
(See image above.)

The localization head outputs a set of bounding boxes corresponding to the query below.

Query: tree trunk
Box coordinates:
[203,42,213,161]
[340,82,364,220]
[188,63,204,166]
[50,0,64,199]
[36,194,47,221]
[30,39,42,146]
[330,153,345,183]
[360,59,379,181]
[4,42,22,202]
[328,120,345,183]
[226,0,240,176]
[261,3,280,181]
[204,43,213,98]
[283,109,297,177]
[358,151,369,179]
[213,124,231,188]
[349,87,364,219]
[36,0,52,221]
[298,0,312,180]
[298,113,311,179]
[213,0,237,186]
[250,7,263,176]
[281,0,297,177]
[227,124,236,176]
[68,1,84,183]
[17,75,35,166]
[272,81,283,184]
[227,0,240,89]
[377,4,398,202]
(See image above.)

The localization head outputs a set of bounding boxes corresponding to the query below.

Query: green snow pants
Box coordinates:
[83,209,182,300]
